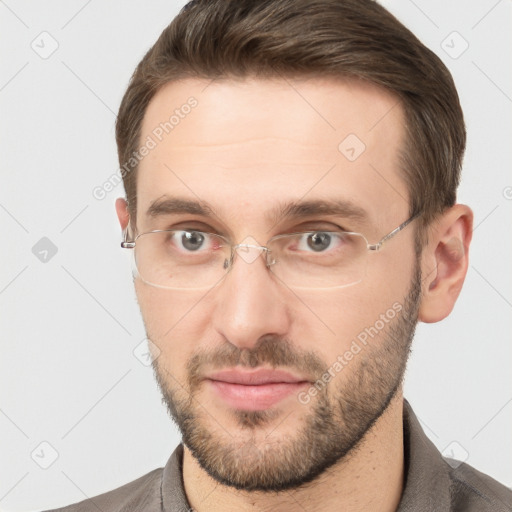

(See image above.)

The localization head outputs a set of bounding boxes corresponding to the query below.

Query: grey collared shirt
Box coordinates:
[45,400,512,511]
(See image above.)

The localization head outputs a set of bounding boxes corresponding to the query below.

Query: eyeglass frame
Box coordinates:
[120,211,421,288]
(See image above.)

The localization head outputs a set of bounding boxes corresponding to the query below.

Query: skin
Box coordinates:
[115,76,473,511]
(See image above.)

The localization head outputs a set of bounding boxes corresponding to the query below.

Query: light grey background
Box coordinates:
[1,1,511,510]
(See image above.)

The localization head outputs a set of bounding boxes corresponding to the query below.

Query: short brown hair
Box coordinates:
[116,0,465,238]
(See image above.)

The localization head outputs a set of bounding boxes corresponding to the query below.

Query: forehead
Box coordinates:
[136,76,408,232]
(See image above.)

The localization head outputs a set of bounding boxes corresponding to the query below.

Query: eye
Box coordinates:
[296,232,342,253]
[174,230,209,252]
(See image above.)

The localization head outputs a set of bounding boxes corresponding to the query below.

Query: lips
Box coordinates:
[204,368,311,411]
[207,368,308,385]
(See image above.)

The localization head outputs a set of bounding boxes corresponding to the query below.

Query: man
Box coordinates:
[47,0,512,510]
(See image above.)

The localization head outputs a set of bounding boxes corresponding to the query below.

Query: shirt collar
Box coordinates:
[397,399,451,510]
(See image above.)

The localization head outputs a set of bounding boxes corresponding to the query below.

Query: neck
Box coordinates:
[182,392,405,512]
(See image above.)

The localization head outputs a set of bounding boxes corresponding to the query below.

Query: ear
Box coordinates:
[115,197,130,231]
[418,204,473,323]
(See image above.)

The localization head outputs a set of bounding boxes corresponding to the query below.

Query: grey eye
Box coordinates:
[307,232,332,252]
[181,231,205,251]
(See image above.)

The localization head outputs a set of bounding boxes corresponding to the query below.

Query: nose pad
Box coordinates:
[266,249,277,267]
[232,236,268,266]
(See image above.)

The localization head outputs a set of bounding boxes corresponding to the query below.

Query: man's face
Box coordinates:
[132,77,421,491]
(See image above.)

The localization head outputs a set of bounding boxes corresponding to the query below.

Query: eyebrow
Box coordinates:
[269,199,368,226]
[146,195,368,226]
[147,196,216,218]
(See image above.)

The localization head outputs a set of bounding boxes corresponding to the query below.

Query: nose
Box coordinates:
[211,244,291,351]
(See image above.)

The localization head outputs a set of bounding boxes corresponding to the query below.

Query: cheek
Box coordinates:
[289,268,412,365]
[365,233,417,287]
[290,286,390,338]
[135,282,212,364]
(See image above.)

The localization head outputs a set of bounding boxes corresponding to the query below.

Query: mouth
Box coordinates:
[204,368,311,411]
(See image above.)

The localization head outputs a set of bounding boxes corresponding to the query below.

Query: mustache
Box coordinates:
[186,336,327,390]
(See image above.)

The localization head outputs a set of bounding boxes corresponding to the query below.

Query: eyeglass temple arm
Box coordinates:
[368,212,420,252]
[120,228,135,249]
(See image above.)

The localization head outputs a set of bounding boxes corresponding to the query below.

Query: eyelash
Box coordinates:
[163,221,350,235]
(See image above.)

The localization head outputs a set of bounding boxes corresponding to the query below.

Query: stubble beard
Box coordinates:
[151,265,422,492]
